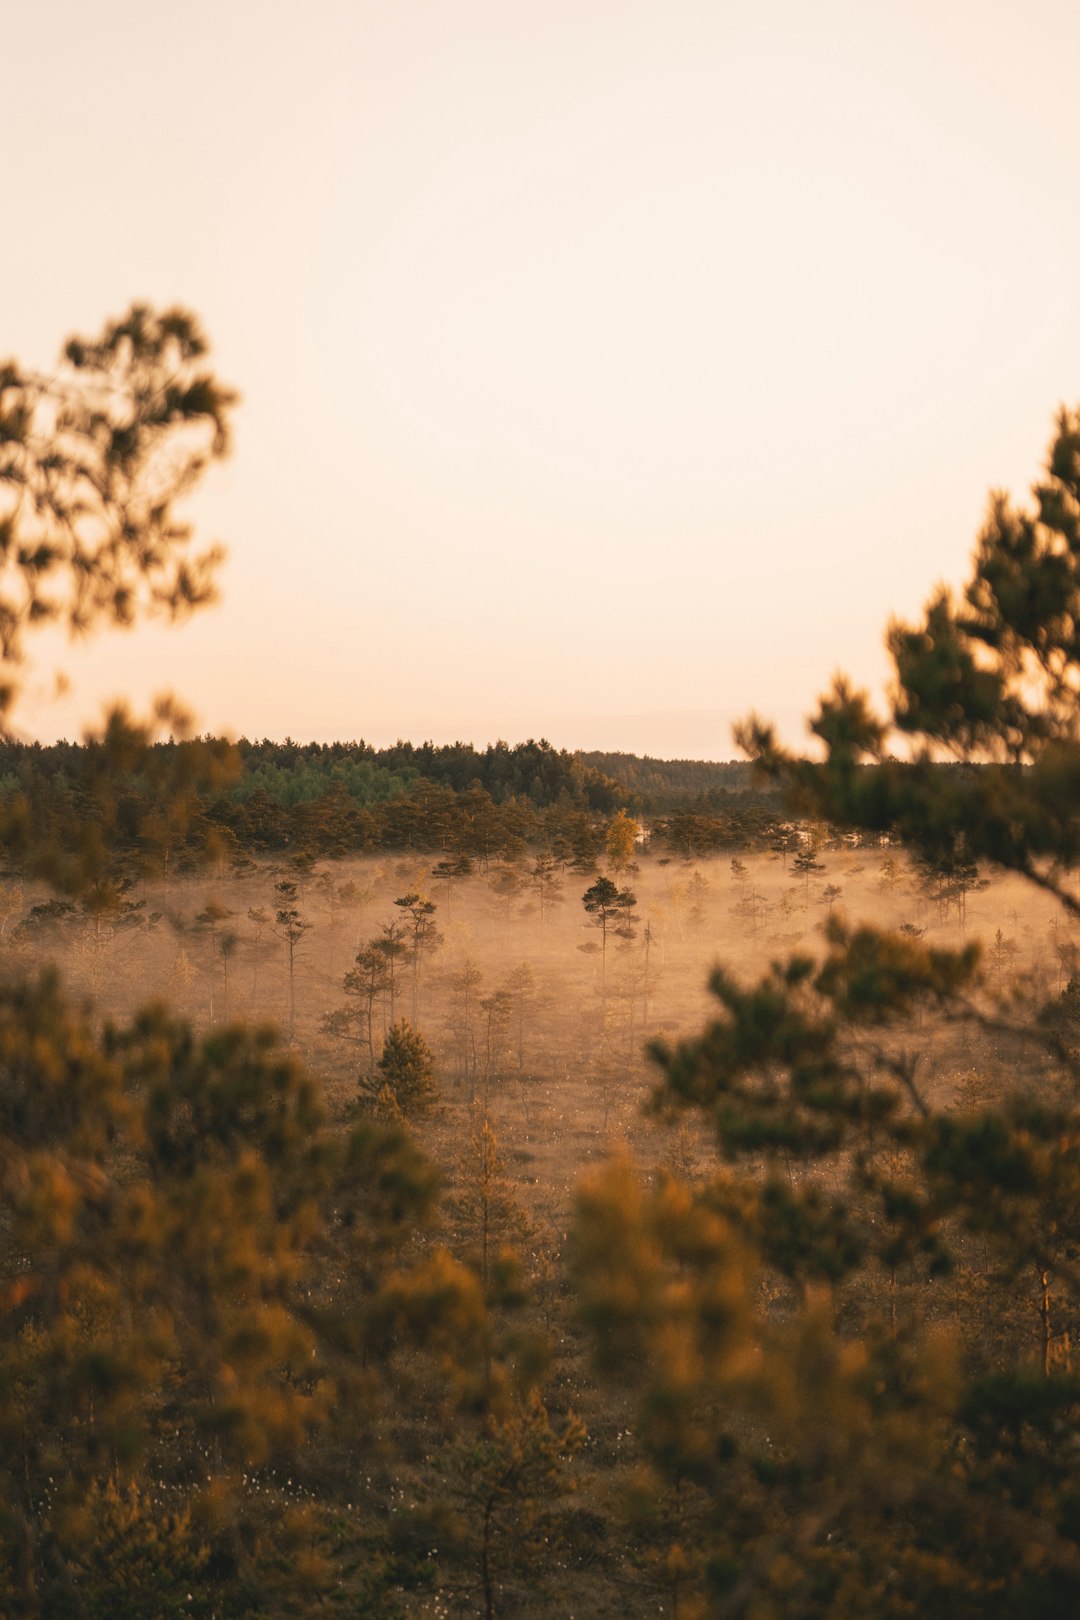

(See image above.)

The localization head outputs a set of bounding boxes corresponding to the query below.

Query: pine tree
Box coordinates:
[0,304,235,717]
[582,876,638,1007]
[272,878,311,1040]
[433,1390,584,1620]
[572,403,1080,1614]
[791,844,825,908]
[529,851,563,927]
[393,891,440,1022]
[366,1019,438,1118]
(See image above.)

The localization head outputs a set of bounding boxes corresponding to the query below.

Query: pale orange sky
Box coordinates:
[6,0,1080,758]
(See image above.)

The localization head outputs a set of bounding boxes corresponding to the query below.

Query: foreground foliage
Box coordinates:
[0,971,499,1614]
[570,407,1080,1616]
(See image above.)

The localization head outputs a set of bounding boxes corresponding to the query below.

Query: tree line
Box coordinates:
[0,737,794,882]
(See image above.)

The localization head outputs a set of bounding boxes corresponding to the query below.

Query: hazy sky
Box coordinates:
[6,0,1080,758]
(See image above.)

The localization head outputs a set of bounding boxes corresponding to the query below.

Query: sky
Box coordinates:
[5,0,1080,759]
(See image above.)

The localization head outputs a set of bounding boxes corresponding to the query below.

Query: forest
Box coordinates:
[0,734,774,869]
[4,308,1080,1620]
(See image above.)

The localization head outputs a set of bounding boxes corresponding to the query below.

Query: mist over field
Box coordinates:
[10,836,1064,1144]
[8,779,1079,1614]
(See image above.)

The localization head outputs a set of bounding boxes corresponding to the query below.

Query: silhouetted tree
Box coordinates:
[449,957,484,1098]
[582,875,637,1018]
[791,844,825,908]
[431,852,473,918]
[529,851,563,927]
[373,917,408,1023]
[193,897,233,1022]
[0,303,235,717]
[393,890,440,1022]
[272,878,311,1040]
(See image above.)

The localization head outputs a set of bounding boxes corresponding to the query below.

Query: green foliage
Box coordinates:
[230,751,413,808]
[578,750,754,810]
[368,1020,438,1118]
[0,731,804,878]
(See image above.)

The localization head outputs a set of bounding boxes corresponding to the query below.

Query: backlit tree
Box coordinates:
[574,403,1080,1615]
[0,304,235,717]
